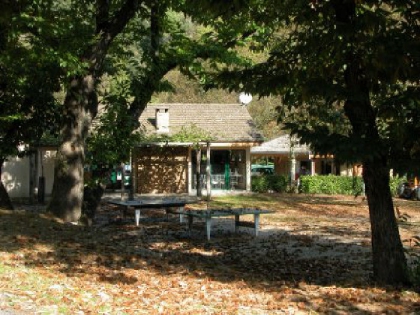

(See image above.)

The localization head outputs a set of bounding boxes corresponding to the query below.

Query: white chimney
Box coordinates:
[156,107,169,133]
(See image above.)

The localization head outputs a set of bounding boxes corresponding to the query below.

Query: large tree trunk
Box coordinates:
[343,57,410,285]
[346,95,410,286]
[363,158,410,284]
[47,76,95,222]
[334,0,410,287]
[47,1,141,222]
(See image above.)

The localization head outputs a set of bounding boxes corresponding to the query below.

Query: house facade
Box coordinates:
[134,103,263,195]
[1,103,262,199]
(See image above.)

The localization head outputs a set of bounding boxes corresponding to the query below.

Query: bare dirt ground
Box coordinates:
[1,193,420,314]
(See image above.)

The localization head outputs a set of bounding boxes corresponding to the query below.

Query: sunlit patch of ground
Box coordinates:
[1,193,419,314]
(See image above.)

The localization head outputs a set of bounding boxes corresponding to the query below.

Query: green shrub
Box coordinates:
[251,176,269,193]
[252,173,408,196]
[299,175,363,195]
[251,175,288,193]
[268,175,288,192]
[299,174,407,196]
[390,176,407,197]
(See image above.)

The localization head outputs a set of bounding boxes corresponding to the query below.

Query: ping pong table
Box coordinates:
[174,208,274,240]
[107,199,198,226]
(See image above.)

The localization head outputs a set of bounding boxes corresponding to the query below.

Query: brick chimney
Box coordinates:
[155,106,169,133]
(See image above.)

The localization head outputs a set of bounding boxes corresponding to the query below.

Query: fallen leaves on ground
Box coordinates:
[0,194,419,314]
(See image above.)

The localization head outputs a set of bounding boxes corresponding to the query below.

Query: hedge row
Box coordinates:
[252,174,406,196]
[299,175,363,195]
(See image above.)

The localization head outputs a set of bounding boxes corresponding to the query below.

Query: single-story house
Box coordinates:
[134,103,263,195]
[2,103,263,200]
[251,134,359,181]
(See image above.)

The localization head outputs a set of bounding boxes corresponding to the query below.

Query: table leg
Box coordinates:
[122,206,128,218]
[234,214,240,233]
[179,207,184,223]
[187,215,193,237]
[135,209,141,226]
[205,217,212,241]
[254,213,260,236]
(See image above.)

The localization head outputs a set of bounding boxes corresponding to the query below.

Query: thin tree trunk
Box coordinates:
[0,159,13,210]
[0,182,13,210]
[0,11,14,211]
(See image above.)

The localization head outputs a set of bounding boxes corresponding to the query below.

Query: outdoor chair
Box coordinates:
[211,174,225,189]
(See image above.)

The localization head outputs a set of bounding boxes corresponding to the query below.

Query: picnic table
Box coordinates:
[174,208,274,240]
[107,198,197,226]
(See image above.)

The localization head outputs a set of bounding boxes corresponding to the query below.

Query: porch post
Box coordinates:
[290,154,296,185]
[132,148,138,195]
[29,148,38,204]
[311,159,316,176]
[289,135,297,186]
[128,150,134,200]
[206,142,211,199]
[187,147,192,195]
[246,148,251,191]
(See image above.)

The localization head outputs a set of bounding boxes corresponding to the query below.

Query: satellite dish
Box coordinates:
[239,92,252,105]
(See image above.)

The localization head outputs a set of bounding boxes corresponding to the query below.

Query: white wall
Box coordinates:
[2,150,56,199]
[2,156,30,198]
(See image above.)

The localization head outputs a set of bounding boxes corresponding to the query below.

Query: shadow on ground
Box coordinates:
[1,195,419,314]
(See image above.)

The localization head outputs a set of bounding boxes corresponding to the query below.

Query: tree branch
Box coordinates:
[150,0,160,62]
[96,0,110,33]
[90,0,143,75]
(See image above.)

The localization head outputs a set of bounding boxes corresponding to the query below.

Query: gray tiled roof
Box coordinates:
[251,135,311,154]
[139,103,263,143]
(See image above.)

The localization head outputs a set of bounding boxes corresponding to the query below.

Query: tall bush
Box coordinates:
[390,176,407,197]
[251,175,288,193]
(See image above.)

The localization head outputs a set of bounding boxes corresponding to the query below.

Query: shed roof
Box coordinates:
[139,103,263,143]
[251,134,311,155]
